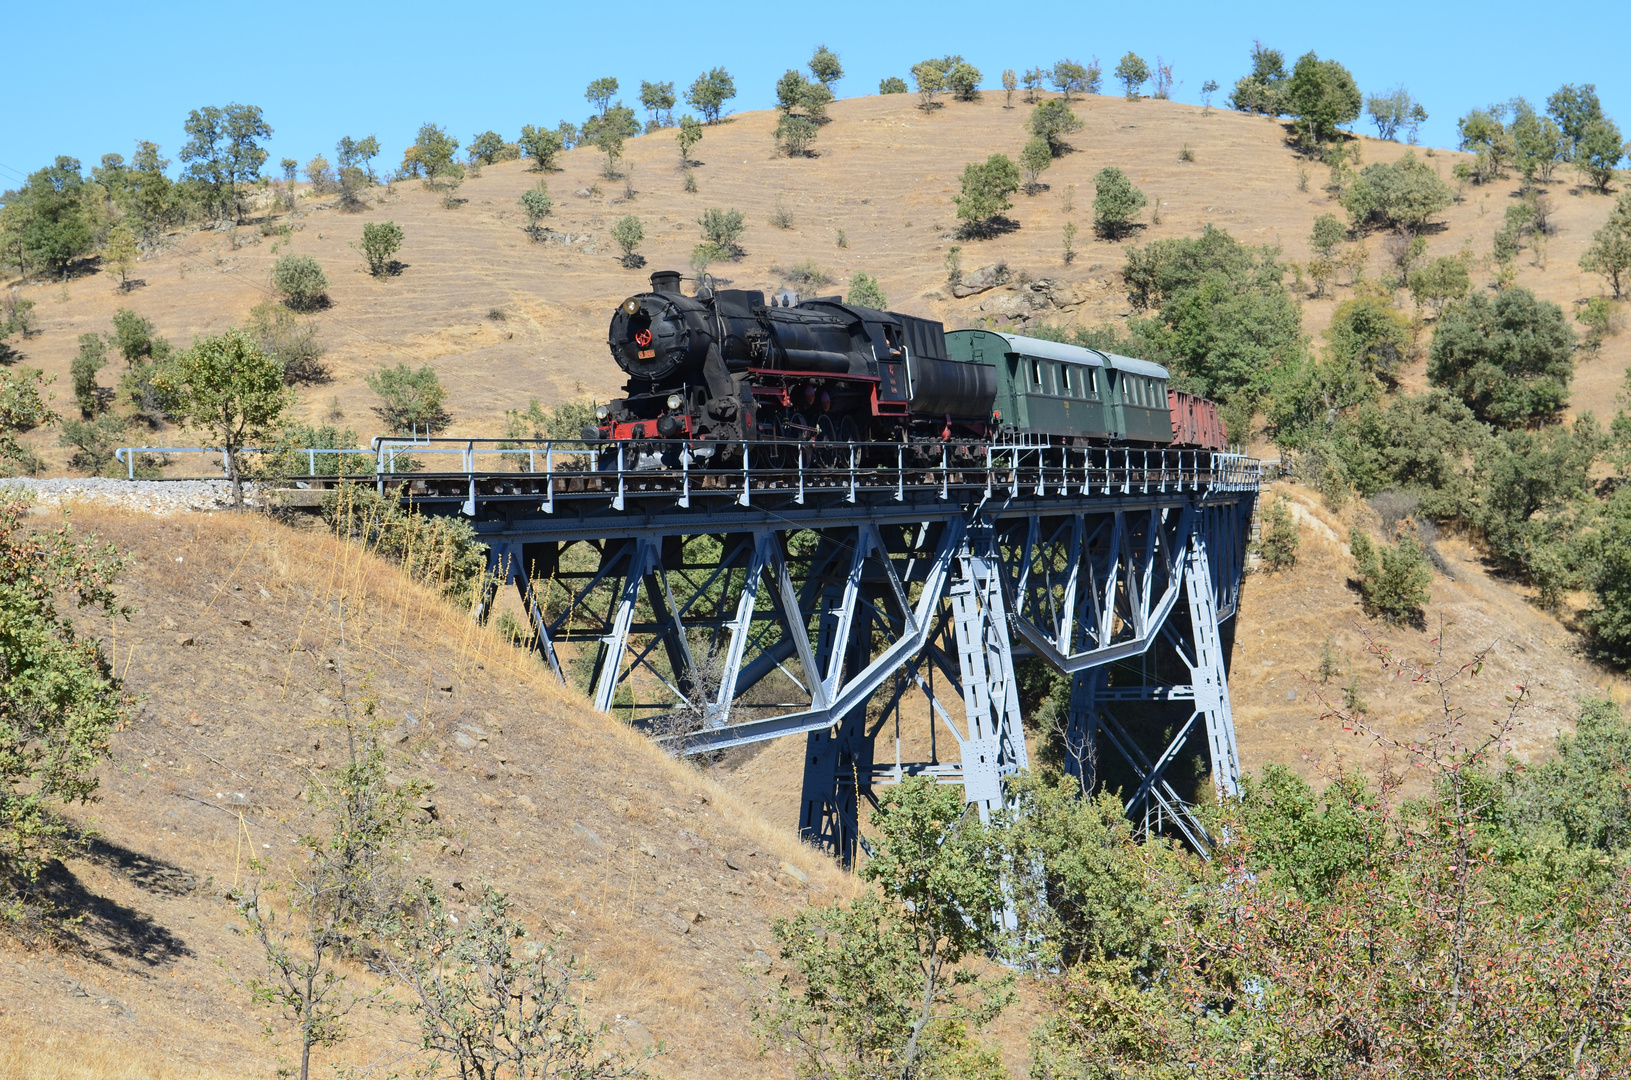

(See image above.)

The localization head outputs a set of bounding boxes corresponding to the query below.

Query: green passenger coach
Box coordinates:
[943,330,1174,444]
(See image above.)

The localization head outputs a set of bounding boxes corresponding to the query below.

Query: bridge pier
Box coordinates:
[393,440,1257,858]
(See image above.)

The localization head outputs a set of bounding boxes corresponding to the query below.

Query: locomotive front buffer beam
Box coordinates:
[450,443,1258,863]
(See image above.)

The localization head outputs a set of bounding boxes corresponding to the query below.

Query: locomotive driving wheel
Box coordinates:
[813,415,842,470]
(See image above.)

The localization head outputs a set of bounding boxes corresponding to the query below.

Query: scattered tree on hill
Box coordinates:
[1092,166,1146,239]
[695,207,746,261]
[809,45,843,91]
[466,130,513,166]
[1577,117,1627,192]
[519,185,553,239]
[273,255,329,311]
[1548,83,1605,161]
[1408,255,1472,317]
[1582,191,1631,298]
[1428,288,1574,429]
[1349,528,1431,623]
[910,57,950,110]
[954,154,1021,237]
[1020,136,1054,193]
[1285,52,1362,146]
[1021,68,1045,103]
[583,104,640,178]
[110,308,165,367]
[518,124,564,171]
[585,77,619,117]
[247,301,327,385]
[335,134,380,210]
[304,154,335,193]
[401,123,461,184]
[1508,98,1565,184]
[1326,291,1413,386]
[1002,69,1017,108]
[611,215,644,268]
[879,76,908,95]
[357,221,403,277]
[639,80,676,129]
[775,67,833,144]
[70,333,107,418]
[1201,78,1219,112]
[180,103,271,222]
[1114,52,1148,99]
[1366,86,1427,142]
[1340,150,1453,232]
[686,68,736,124]
[58,414,126,476]
[0,489,129,910]
[1051,58,1100,101]
[126,141,179,239]
[1458,104,1514,183]
[1030,99,1084,156]
[944,59,982,102]
[676,115,703,169]
[5,157,95,276]
[155,328,293,508]
[752,778,1012,1080]
[1309,212,1347,259]
[1258,496,1300,570]
[0,366,53,473]
[367,362,451,436]
[1229,40,1290,116]
[102,223,138,289]
[846,273,887,309]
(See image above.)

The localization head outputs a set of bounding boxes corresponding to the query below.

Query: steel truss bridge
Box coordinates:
[362,436,1259,862]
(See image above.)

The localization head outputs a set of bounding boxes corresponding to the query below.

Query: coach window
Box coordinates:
[1031,359,1042,391]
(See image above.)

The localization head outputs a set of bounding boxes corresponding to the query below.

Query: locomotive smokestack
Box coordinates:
[650,270,682,295]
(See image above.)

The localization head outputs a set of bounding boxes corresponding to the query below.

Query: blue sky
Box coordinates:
[2,0,1627,188]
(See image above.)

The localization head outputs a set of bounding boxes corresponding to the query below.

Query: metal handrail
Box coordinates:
[114,446,374,480]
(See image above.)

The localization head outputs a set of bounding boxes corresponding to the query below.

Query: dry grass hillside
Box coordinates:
[0,503,860,1079]
[7,89,1629,462]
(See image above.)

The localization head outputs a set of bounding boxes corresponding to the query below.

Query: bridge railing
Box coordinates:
[367,436,1261,511]
[112,446,375,480]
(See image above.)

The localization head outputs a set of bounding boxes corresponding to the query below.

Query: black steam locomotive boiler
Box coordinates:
[597,270,998,459]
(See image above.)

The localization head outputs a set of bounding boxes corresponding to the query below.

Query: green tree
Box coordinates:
[846,273,887,309]
[1582,191,1631,298]
[1407,255,1472,316]
[1577,117,1626,192]
[1113,52,1149,99]
[272,255,329,311]
[1548,83,1605,160]
[126,141,177,239]
[1349,528,1431,623]
[366,362,451,435]
[102,222,138,289]
[585,76,619,117]
[1229,40,1289,115]
[1259,495,1301,570]
[1201,78,1219,112]
[181,103,271,222]
[155,328,293,508]
[111,308,168,366]
[1092,166,1147,239]
[1001,68,1017,108]
[519,186,553,239]
[0,366,54,473]
[247,301,326,385]
[1459,104,1515,183]
[1020,136,1053,192]
[696,207,746,260]
[357,221,403,277]
[809,44,843,90]
[776,114,819,157]
[910,56,962,111]
[1428,288,1574,428]
[1326,292,1413,386]
[639,80,676,128]
[753,778,1012,1080]
[388,884,650,1080]
[1509,98,1565,184]
[611,215,644,268]
[1284,52,1362,145]
[335,134,380,209]
[0,493,129,907]
[466,130,511,165]
[583,104,639,178]
[70,332,108,418]
[58,414,127,476]
[1340,150,1454,231]
[776,68,833,123]
[402,123,460,184]
[879,76,908,95]
[518,125,564,171]
[1029,99,1084,156]
[944,60,982,103]
[676,115,703,168]
[953,154,1021,237]
[1051,59,1100,101]
[12,157,95,276]
[1309,212,1347,257]
[686,68,736,124]
[1365,86,1427,142]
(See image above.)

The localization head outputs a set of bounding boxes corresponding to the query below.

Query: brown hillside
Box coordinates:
[8,90,1629,467]
[0,503,858,1078]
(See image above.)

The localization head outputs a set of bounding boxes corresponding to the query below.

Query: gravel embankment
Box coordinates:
[0,477,261,514]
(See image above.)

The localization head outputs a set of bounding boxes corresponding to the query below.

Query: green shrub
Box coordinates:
[70,333,108,418]
[1340,151,1453,232]
[954,154,1021,237]
[519,186,553,238]
[1029,99,1083,156]
[1326,292,1413,385]
[697,207,746,258]
[272,255,329,310]
[359,220,403,277]
[517,125,563,171]
[1349,528,1430,624]
[247,301,327,385]
[322,484,488,603]
[879,76,908,95]
[366,362,451,435]
[1407,256,1471,317]
[57,414,126,475]
[1091,166,1147,239]
[1020,136,1053,192]
[611,215,644,268]
[1113,52,1148,99]
[1284,51,1362,146]
[846,273,888,309]
[1427,287,1574,429]
[1258,496,1300,571]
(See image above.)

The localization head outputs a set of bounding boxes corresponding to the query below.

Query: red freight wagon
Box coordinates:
[1168,389,1228,451]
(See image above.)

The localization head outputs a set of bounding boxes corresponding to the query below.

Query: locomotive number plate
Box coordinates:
[639,349,655,359]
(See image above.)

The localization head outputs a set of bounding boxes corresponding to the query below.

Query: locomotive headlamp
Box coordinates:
[595,405,610,420]
[666,394,683,410]
[621,297,642,316]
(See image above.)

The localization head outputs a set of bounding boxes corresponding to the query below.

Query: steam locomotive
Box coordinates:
[595,270,1227,459]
